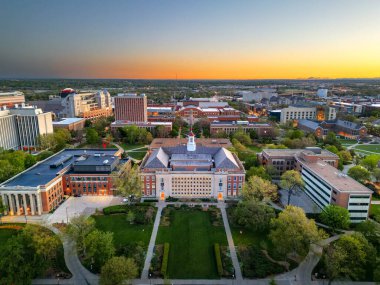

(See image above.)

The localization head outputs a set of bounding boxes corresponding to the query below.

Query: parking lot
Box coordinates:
[47,195,123,224]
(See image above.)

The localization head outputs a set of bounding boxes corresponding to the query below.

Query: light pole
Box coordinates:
[149,273,152,285]
[66,207,69,224]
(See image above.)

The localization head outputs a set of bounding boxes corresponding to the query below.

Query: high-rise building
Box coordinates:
[0,91,25,108]
[0,106,53,150]
[114,93,147,122]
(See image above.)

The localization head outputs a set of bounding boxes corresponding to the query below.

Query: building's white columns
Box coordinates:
[30,194,36,215]
[36,193,42,215]
[8,194,14,215]
[1,194,8,215]
[15,194,21,215]
[22,194,28,215]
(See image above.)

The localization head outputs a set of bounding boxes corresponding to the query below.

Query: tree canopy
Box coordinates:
[348,165,371,183]
[231,200,275,232]
[320,205,350,231]
[280,170,304,205]
[100,256,138,285]
[242,175,278,202]
[269,206,324,257]
[113,164,143,199]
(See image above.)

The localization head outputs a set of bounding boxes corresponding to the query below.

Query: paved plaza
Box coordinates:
[47,196,123,224]
[279,189,322,213]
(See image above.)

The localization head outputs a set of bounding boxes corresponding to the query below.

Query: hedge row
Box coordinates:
[214,243,223,276]
[103,203,155,215]
[161,243,170,277]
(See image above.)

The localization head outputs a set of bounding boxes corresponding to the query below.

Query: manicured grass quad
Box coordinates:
[354,144,380,154]
[93,214,153,249]
[156,209,227,279]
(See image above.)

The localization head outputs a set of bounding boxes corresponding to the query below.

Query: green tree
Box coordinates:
[280,170,304,205]
[242,175,278,202]
[86,128,100,145]
[372,168,380,182]
[0,235,39,285]
[231,200,275,232]
[232,130,252,145]
[246,166,271,181]
[100,256,138,285]
[22,225,60,265]
[269,206,324,257]
[320,205,350,231]
[84,230,115,271]
[356,220,380,247]
[65,215,95,255]
[325,145,339,154]
[126,210,135,224]
[244,154,259,169]
[360,154,380,172]
[113,164,143,199]
[338,150,352,164]
[325,233,376,282]
[348,165,370,183]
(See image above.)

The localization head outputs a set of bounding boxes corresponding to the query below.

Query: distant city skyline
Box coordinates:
[0,0,379,79]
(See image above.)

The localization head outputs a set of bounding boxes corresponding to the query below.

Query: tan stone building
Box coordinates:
[140,135,245,200]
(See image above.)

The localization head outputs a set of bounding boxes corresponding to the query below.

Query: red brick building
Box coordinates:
[114,94,148,122]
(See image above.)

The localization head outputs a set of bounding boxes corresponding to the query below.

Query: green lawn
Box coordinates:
[246,145,263,153]
[354,145,380,154]
[120,143,146,151]
[230,226,266,247]
[93,214,153,249]
[370,204,380,217]
[337,138,358,145]
[156,209,228,279]
[0,227,19,250]
[127,151,148,160]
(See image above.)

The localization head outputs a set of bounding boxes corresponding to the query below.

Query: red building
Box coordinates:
[114,94,148,122]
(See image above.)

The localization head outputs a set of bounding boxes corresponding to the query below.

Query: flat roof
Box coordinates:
[262,148,338,158]
[299,159,372,194]
[73,155,116,166]
[0,149,119,188]
[53,118,85,125]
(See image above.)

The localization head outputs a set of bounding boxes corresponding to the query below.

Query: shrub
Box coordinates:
[214,243,223,276]
[161,243,170,277]
[103,205,127,215]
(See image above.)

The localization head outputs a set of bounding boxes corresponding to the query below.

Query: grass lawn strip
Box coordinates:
[93,214,153,249]
[156,208,227,279]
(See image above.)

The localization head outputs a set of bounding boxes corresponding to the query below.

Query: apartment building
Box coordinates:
[280,105,336,123]
[114,93,148,122]
[0,106,53,150]
[60,88,112,119]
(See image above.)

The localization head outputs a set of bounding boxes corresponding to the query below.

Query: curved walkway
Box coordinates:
[26,222,99,285]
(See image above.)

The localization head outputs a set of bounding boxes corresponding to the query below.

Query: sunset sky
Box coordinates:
[0,0,380,79]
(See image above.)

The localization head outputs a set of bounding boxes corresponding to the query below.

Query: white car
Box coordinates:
[123,198,129,203]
